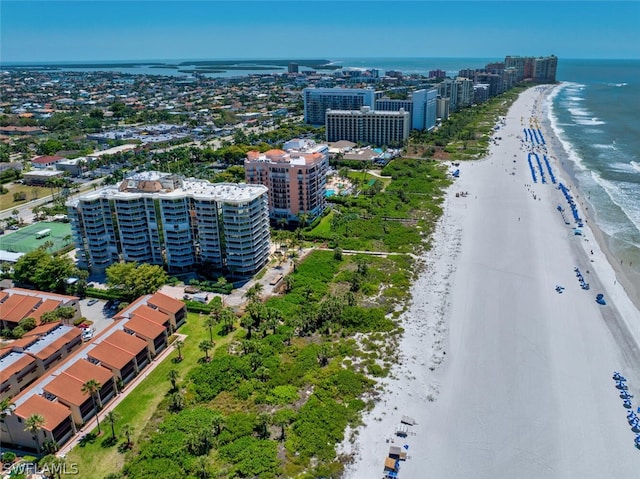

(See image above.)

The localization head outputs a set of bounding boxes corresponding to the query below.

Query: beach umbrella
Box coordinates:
[624,399,632,408]
[617,381,628,390]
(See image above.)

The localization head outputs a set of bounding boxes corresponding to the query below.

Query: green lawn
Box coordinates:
[0,183,48,211]
[307,210,333,239]
[64,312,236,478]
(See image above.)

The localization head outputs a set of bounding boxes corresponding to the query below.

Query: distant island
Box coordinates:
[0,59,342,72]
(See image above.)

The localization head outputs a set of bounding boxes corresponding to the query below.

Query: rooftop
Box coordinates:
[67,172,267,206]
[14,394,71,431]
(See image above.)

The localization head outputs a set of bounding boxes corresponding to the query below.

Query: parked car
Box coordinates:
[87,299,98,306]
[82,329,94,341]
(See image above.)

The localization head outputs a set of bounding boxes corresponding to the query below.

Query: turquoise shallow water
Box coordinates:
[548,60,640,281]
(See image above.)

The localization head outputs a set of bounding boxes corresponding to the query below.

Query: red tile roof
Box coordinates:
[147,292,185,315]
[30,299,62,322]
[63,359,113,386]
[87,342,133,370]
[0,295,41,323]
[122,304,169,326]
[23,321,61,338]
[31,155,64,165]
[43,374,88,407]
[124,315,166,339]
[14,394,72,431]
[104,330,147,356]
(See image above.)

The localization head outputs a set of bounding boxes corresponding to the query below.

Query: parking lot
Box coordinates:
[77,298,117,338]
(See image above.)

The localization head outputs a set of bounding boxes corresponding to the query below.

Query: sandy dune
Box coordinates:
[341,86,640,478]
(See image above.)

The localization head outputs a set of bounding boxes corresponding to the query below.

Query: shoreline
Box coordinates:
[540,82,640,311]
[341,85,640,478]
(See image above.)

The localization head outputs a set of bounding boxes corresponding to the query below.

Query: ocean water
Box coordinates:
[547,59,640,285]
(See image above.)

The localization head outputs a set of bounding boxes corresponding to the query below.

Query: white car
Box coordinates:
[82,329,94,341]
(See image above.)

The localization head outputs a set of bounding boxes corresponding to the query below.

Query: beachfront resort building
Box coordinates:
[303,87,381,125]
[67,172,270,276]
[244,139,329,225]
[375,88,438,131]
[325,107,410,147]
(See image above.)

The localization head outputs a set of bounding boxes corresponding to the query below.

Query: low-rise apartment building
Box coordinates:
[0,288,80,330]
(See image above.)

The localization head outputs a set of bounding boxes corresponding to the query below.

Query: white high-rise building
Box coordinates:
[303,87,380,125]
[67,172,270,276]
[325,107,410,146]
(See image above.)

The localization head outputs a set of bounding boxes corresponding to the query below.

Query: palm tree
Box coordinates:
[209,296,223,325]
[256,413,270,439]
[195,456,209,479]
[40,454,65,479]
[243,283,264,303]
[198,340,213,362]
[81,379,102,434]
[167,368,179,391]
[297,212,310,228]
[169,391,185,412]
[24,413,45,453]
[220,307,235,334]
[0,397,16,445]
[256,366,270,382]
[105,410,119,439]
[211,412,224,437]
[204,315,216,343]
[272,408,294,442]
[121,423,133,447]
[283,275,295,293]
[174,339,184,361]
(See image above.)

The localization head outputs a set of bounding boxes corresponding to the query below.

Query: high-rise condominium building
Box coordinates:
[325,107,410,146]
[504,55,557,83]
[375,88,438,131]
[67,172,270,276]
[303,87,380,125]
[244,139,329,224]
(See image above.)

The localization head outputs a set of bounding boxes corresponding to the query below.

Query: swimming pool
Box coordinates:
[325,189,335,197]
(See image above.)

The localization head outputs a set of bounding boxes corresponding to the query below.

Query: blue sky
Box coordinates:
[2,1,639,62]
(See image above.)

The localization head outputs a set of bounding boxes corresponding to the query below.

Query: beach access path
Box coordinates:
[341,86,640,478]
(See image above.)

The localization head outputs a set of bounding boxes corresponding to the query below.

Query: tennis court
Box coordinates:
[0,221,73,253]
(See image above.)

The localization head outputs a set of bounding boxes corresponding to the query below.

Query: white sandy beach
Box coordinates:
[341,86,640,478]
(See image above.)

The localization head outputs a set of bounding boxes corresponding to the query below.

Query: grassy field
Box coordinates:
[0,183,48,211]
[64,312,235,478]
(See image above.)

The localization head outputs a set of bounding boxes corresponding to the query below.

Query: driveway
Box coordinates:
[77,298,115,337]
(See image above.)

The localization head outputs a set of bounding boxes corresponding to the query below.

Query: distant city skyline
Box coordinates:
[2,1,639,63]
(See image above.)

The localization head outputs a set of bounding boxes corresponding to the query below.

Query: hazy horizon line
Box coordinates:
[2,56,638,66]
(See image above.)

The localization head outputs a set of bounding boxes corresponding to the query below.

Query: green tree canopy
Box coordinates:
[105,262,168,301]
[13,249,76,293]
